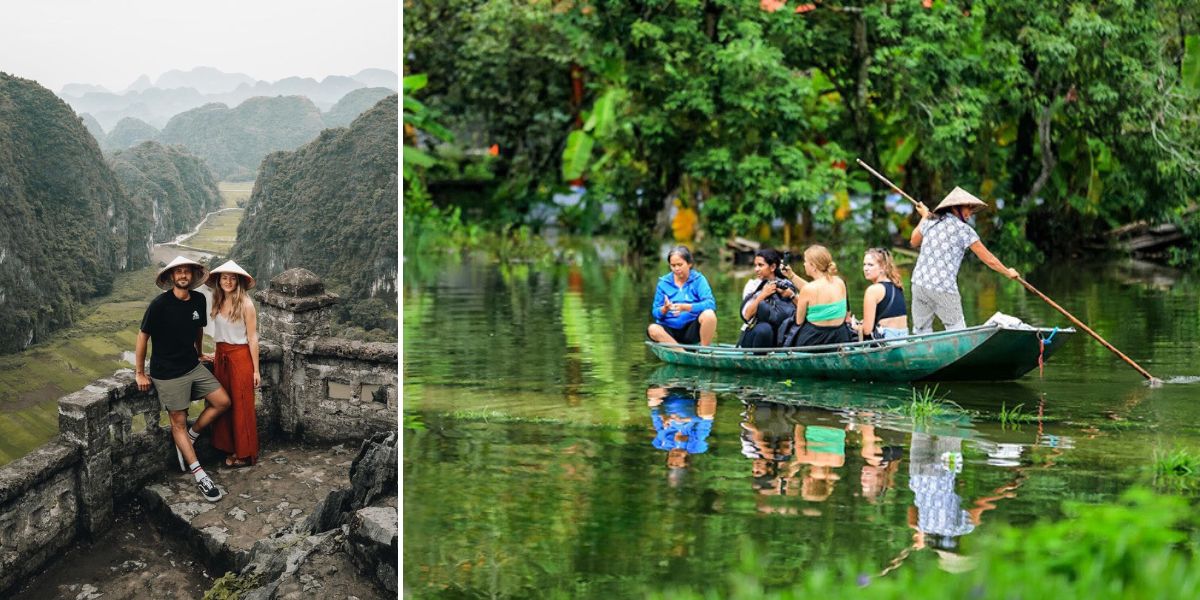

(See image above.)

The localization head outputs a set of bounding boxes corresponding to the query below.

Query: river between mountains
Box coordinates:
[0,183,249,466]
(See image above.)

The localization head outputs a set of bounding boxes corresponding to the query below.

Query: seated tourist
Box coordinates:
[738,249,806,349]
[647,246,717,346]
[780,245,855,351]
[852,247,909,341]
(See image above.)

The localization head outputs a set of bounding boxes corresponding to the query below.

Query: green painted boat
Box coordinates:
[646,324,1074,382]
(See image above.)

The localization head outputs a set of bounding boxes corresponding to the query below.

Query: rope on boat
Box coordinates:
[1036,327,1060,378]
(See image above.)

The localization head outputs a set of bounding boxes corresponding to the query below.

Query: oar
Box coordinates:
[1015,278,1160,386]
[855,158,1162,386]
[855,158,930,216]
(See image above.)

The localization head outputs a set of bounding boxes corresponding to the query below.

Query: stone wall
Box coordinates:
[255,268,397,442]
[0,268,395,596]
[0,442,80,594]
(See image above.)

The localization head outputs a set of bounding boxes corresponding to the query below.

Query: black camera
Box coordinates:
[782,251,793,266]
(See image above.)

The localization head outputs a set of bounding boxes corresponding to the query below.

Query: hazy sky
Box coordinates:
[1,0,399,93]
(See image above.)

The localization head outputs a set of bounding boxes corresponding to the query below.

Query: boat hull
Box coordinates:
[646,325,1073,382]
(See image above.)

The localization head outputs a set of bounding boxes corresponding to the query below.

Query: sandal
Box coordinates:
[224,456,254,468]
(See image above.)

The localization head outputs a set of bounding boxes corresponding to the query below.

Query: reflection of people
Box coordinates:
[205,261,261,468]
[134,256,230,502]
[857,422,902,503]
[904,432,1015,571]
[852,248,909,341]
[740,403,848,509]
[647,246,718,346]
[909,188,1019,334]
[783,245,854,350]
[648,386,716,486]
[738,249,805,348]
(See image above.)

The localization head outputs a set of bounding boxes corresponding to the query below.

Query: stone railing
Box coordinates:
[0,268,395,596]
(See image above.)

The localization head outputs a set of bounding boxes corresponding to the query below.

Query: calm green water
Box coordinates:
[403,247,1200,597]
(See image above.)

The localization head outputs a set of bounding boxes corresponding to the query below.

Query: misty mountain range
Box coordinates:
[60,67,398,130]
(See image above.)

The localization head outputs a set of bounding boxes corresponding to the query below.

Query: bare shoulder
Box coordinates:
[865,282,885,299]
[242,296,257,313]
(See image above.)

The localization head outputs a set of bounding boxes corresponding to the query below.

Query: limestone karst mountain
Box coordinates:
[158,95,327,181]
[0,73,152,352]
[106,117,160,150]
[59,68,399,130]
[231,95,398,333]
[108,141,222,242]
[323,87,395,128]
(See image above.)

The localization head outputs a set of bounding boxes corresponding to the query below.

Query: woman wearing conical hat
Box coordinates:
[204,260,260,467]
[909,187,1019,334]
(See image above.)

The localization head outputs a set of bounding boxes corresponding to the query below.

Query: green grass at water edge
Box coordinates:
[1152,447,1200,492]
[643,488,1200,599]
[890,385,966,422]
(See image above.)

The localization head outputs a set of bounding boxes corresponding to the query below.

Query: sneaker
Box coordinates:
[197,475,224,502]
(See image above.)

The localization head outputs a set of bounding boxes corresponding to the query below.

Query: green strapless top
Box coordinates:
[806,298,847,322]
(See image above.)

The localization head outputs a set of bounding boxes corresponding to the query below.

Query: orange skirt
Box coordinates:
[210,342,259,463]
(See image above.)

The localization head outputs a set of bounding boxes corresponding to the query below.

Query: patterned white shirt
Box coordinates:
[911,216,980,294]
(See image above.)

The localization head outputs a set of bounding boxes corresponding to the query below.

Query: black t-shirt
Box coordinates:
[140,290,208,379]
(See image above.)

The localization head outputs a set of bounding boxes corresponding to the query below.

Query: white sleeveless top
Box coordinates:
[212,313,249,344]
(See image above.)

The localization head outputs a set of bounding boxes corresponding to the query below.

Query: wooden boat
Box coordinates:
[646,324,1074,382]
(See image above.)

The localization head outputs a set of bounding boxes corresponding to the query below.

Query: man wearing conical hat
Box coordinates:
[909,187,1019,334]
[133,256,231,502]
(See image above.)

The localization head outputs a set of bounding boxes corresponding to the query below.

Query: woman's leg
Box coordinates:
[744,323,776,348]
[698,310,717,346]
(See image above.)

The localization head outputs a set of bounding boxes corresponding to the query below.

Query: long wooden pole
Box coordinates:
[855,158,1161,385]
[1016,278,1159,384]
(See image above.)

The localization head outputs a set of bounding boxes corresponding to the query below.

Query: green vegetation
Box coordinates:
[232,95,397,335]
[997,402,1034,430]
[1152,447,1200,492]
[106,116,160,150]
[0,72,151,353]
[159,96,327,181]
[893,385,961,421]
[324,86,395,128]
[109,141,222,243]
[646,488,1200,599]
[407,1,1200,259]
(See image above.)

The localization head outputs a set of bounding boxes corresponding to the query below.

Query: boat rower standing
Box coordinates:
[909,187,1020,335]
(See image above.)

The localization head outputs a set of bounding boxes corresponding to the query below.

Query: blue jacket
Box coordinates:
[652,270,716,329]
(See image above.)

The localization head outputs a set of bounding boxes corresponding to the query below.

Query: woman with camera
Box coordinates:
[737,249,807,348]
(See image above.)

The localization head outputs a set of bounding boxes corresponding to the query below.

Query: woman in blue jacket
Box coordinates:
[647,246,718,346]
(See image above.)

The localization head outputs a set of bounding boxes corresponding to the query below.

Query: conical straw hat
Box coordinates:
[155,256,208,290]
[205,260,256,290]
[933,187,989,213]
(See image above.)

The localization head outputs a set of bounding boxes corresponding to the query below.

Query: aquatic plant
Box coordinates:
[893,385,960,422]
[645,488,1200,599]
[997,402,1034,430]
[1152,447,1200,492]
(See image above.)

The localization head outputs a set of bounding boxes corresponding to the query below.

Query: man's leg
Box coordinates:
[648,323,678,344]
[191,386,231,433]
[169,409,199,466]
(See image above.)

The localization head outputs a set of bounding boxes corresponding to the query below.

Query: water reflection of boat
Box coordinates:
[647,324,1074,382]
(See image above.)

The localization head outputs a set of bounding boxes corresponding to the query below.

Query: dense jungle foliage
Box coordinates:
[0,73,151,353]
[106,117,160,151]
[158,96,327,181]
[231,95,398,335]
[108,141,223,242]
[405,0,1200,261]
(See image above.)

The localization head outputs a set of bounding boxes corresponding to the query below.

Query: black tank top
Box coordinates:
[875,281,907,319]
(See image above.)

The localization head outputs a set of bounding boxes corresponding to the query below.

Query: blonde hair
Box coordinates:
[866,248,904,289]
[211,274,249,322]
[804,245,838,277]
